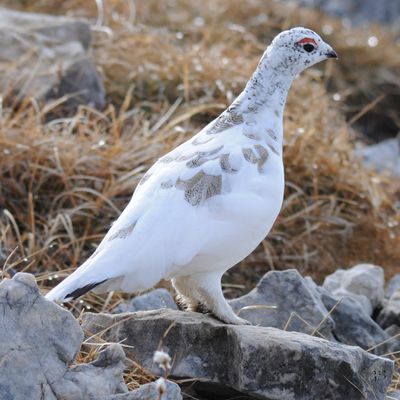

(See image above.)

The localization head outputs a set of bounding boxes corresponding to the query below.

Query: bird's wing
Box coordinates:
[96,124,247,264]
[46,123,251,300]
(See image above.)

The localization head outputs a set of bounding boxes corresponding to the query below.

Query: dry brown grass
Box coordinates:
[0,0,399,395]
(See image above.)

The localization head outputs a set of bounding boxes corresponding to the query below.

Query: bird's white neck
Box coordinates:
[227,50,296,153]
[238,50,295,117]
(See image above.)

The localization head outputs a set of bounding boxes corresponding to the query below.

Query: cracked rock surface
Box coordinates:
[102,380,182,400]
[0,273,127,400]
[229,269,335,338]
[82,308,394,400]
[1,270,397,400]
[378,274,400,330]
[113,288,178,314]
[323,263,385,315]
[378,291,400,330]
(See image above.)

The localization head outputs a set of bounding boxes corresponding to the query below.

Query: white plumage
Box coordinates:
[46,27,337,324]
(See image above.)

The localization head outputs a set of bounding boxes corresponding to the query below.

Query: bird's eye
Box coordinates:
[296,38,318,52]
[303,43,315,52]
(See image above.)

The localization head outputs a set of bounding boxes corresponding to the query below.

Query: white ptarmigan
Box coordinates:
[46,27,337,324]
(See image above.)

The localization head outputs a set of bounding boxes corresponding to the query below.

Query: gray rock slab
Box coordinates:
[385,324,400,338]
[386,275,400,299]
[306,276,400,356]
[380,276,400,329]
[384,324,400,357]
[102,380,182,400]
[357,138,400,177]
[319,290,395,355]
[387,391,400,400]
[0,7,104,111]
[229,269,335,338]
[377,291,400,330]
[0,273,127,400]
[82,309,394,400]
[113,288,178,313]
[0,7,91,49]
[323,264,385,314]
[45,57,105,111]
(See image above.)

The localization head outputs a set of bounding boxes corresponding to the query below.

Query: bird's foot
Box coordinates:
[214,312,252,326]
[175,293,199,312]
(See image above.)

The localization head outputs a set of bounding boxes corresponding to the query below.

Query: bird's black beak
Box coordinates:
[326,50,338,59]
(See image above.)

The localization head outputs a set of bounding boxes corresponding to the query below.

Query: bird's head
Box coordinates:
[266,27,337,76]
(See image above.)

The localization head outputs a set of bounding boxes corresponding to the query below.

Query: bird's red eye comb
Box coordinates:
[296,38,317,46]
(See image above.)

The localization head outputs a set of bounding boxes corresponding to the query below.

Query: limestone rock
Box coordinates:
[305,276,399,355]
[0,7,105,111]
[0,273,127,400]
[113,288,177,313]
[103,380,182,400]
[45,58,105,112]
[319,290,394,355]
[377,290,400,329]
[384,325,400,357]
[82,309,394,400]
[386,274,400,299]
[357,139,400,177]
[229,269,335,338]
[385,324,400,338]
[379,275,400,329]
[387,391,400,400]
[323,264,385,315]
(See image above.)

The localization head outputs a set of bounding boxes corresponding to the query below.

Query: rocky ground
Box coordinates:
[0,6,104,112]
[1,264,399,399]
[0,1,399,399]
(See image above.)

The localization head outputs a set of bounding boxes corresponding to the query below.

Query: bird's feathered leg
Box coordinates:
[177,272,251,325]
[172,276,200,311]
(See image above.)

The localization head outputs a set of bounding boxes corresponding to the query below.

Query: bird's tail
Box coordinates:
[46,269,107,303]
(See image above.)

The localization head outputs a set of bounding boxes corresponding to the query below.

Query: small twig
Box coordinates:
[101,291,115,313]
[283,311,328,339]
[1,245,18,279]
[311,297,343,336]
[157,322,176,351]
[348,94,385,126]
[150,97,183,134]
[237,304,277,317]
[342,376,366,398]
[95,0,104,26]
[367,332,400,353]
